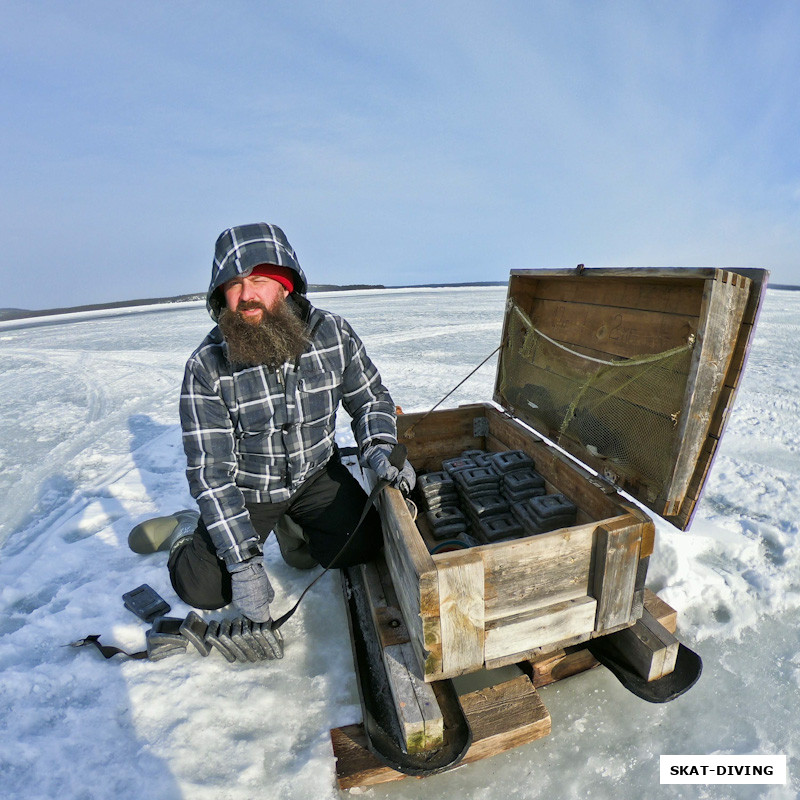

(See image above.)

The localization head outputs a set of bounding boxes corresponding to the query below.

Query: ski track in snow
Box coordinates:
[0,286,798,800]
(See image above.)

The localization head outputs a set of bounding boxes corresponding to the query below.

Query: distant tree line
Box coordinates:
[0,281,512,321]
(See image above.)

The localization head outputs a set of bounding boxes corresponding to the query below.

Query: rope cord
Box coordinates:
[511,303,694,367]
[402,343,504,439]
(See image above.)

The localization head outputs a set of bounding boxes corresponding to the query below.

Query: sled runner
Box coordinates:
[332,266,768,788]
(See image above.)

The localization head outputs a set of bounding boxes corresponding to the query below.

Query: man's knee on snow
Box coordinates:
[274,516,318,570]
[168,534,233,610]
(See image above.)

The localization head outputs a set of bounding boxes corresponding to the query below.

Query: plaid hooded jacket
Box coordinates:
[180,224,397,567]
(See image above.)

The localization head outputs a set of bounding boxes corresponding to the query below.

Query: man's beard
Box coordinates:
[218,298,309,368]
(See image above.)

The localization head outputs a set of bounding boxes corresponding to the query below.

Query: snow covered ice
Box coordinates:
[0,286,798,800]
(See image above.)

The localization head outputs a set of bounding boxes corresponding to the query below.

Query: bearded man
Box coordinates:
[129,223,414,633]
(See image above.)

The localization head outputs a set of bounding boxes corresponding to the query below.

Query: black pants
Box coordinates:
[168,457,383,610]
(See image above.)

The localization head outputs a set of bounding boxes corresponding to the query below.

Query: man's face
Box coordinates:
[223,273,289,323]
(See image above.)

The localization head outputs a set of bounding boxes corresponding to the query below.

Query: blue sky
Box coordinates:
[2,1,799,310]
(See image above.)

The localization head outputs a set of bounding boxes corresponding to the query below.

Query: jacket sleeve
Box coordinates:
[180,358,261,567]
[338,319,398,450]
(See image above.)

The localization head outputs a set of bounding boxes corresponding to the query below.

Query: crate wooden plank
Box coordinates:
[641,609,679,677]
[484,595,597,661]
[677,437,717,526]
[630,554,649,622]
[398,404,486,470]
[349,562,434,756]
[381,644,429,752]
[528,275,706,317]
[662,273,750,516]
[643,588,677,632]
[726,323,752,385]
[623,507,655,558]
[593,519,642,632]
[528,647,600,686]
[671,389,738,531]
[358,561,445,752]
[434,550,485,678]
[502,294,693,373]
[382,643,444,753]
[377,485,443,677]
[595,607,679,682]
[330,725,407,790]
[525,297,699,360]
[668,270,768,529]
[528,588,677,687]
[482,524,597,622]
[732,268,769,326]
[457,675,551,763]
[510,267,728,282]
[610,615,666,681]
[708,383,735,441]
[330,675,550,790]
[485,629,599,671]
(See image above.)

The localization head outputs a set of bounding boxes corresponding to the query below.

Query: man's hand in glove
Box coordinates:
[362,443,417,494]
[229,556,275,623]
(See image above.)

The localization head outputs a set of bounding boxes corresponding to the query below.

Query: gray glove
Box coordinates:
[362,443,417,494]
[229,556,275,623]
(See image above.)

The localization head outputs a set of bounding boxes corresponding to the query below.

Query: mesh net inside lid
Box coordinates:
[499,304,694,500]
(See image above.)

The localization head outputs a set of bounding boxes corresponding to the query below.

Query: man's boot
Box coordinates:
[128,509,200,554]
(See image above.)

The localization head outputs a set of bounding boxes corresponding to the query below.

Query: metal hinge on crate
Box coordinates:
[587,473,619,495]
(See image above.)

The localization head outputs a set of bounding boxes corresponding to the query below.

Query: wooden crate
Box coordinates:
[380,403,652,681]
[378,267,767,682]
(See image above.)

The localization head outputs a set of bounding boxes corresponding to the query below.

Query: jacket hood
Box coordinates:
[207,223,308,320]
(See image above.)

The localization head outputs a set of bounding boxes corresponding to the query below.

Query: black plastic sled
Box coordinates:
[588,637,702,704]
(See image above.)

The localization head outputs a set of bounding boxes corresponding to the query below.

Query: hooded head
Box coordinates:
[207,223,308,321]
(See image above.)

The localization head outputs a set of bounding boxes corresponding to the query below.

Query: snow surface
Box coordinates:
[0,286,798,800]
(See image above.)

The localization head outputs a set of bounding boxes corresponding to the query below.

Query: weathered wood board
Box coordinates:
[480,521,597,621]
[598,607,680,682]
[592,519,642,632]
[484,595,598,662]
[527,589,676,687]
[671,268,769,529]
[435,550,485,677]
[376,486,442,678]
[358,560,443,753]
[663,271,751,515]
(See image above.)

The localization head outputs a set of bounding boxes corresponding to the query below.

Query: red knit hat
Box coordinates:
[249,264,295,293]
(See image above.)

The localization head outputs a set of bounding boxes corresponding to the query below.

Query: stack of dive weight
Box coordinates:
[121,584,283,663]
[415,449,578,551]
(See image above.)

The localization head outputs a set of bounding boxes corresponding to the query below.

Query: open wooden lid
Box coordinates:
[494,267,769,530]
